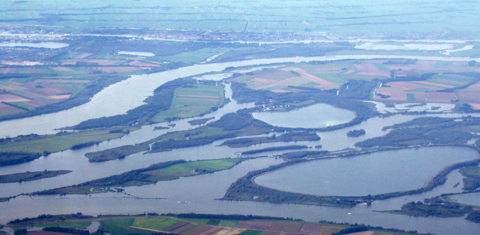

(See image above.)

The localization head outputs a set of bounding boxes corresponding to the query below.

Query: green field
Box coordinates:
[132,218,181,231]
[157,159,241,175]
[151,84,225,123]
[99,218,140,234]
[37,221,92,230]
[237,230,264,235]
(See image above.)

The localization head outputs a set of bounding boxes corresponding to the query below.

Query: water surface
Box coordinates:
[255,147,478,196]
[252,104,355,128]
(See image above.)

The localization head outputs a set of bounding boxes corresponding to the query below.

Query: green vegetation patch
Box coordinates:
[157,159,241,175]
[406,93,416,101]
[100,218,140,234]
[237,230,264,235]
[4,102,36,111]
[132,218,180,231]
[151,83,225,123]
[218,220,239,227]
[37,221,92,230]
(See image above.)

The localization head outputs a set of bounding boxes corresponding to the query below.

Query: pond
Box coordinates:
[252,104,355,128]
[255,147,478,196]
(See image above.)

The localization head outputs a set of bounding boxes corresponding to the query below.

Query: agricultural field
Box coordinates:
[15,215,419,235]
[151,83,226,123]
[375,61,480,106]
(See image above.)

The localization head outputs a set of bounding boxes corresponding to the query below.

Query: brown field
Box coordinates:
[49,95,71,99]
[95,67,138,73]
[172,224,197,234]
[354,64,389,77]
[164,221,191,232]
[235,221,276,231]
[415,81,454,89]
[194,226,223,235]
[51,67,73,71]
[298,223,344,235]
[254,84,278,90]
[424,92,457,102]
[215,228,244,235]
[251,77,277,84]
[180,225,213,235]
[384,63,434,71]
[384,82,442,91]
[77,53,92,59]
[0,103,25,116]
[234,221,301,233]
[281,67,340,89]
[0,68,16,74]
[469,103,480,109]
[129,61,160,67]
[457,92,480,103]
[462,81,480,92]
[394,69,419,77]
[0,94,30,102]
[375,89,408,101]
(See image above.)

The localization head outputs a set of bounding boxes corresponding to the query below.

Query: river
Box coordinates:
[1,54,479,138]
[2,55,480,234]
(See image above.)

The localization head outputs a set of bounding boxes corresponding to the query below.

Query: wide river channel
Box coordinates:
[1,55,480,235]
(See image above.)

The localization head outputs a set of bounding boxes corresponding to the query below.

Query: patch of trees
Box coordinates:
[356,117,478,148]
[332,226,368,235]
[398,200,473,218]
[85,143,150,162]
[70,141,100,150]
[346,129,365,137]
[188,117,215,125]
[459,166,480,191]
[241,145,308,155]
[221,132,320,148]
[43,227,89,235]
[279,150,328,159]
[151,133,237,152]
[9,213,92,224]
[0,152,42,167]
[207,111,273,132]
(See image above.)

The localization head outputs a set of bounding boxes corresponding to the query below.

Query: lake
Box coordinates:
[255,147,478,196]
[252,104,355,128]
